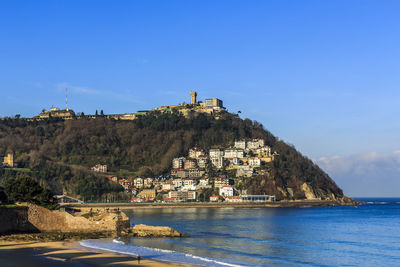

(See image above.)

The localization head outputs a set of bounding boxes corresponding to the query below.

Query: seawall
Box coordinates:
[0,204,130,235]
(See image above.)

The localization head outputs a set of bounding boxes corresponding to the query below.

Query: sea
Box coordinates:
[80,198,400,266]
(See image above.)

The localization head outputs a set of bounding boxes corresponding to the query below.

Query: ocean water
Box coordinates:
[80,198,400,266]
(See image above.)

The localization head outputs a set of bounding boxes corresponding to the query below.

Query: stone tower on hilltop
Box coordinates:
[190,91,197,104]
[2,152,14,167]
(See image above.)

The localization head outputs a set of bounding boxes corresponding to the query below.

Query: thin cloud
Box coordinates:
[315,151,400,175]
[56,82,102,95]
[314,151,400,197]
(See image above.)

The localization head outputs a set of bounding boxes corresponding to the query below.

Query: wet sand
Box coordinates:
[0,240,189,266]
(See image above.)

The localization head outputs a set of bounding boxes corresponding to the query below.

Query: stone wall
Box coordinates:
[27,204,130,233]
[0,204,130,234]
[0,207,38,234]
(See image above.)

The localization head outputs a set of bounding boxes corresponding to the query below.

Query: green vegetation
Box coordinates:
[0,111,343,201]
[0,186,7,203]
[2,176,58,209]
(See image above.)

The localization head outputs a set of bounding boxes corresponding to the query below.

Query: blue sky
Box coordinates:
[1,0,399,196]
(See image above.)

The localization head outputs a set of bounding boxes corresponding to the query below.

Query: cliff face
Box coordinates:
[0,112,346,201]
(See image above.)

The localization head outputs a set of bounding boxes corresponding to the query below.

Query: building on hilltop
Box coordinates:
[190,91,197,104]
[2,152,14,167]
[35,106,76,119]
[205,98,223,109]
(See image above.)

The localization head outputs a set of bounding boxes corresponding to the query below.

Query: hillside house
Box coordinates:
[134,177,144,188]
[224,148,244,159]
[189,146,206,159]
[118,178,132,191]
[171,168,189,178]
[219,186,234,197]
[214,177,231,188]
[197,155,208,168]
[188,168,205,178]
[247,139,265,150]
[234,140,246,150]
[236,165,254,177]
[144,177,154,188]
[162,181,175,191]
[137,189,157,201]
[184,159,197,169]
[172,178,184,188]
[248,157,261,167]
[172,157,186,169]
[91,164,107,172]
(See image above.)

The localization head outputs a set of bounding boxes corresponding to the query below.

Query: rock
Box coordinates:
[128,224,185,237]
[301,183,317,200]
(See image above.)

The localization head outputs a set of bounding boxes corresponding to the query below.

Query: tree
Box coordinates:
[95,110,99,116]
[3,176,56,208]
[100,110,104,116]
[0,186,7,203]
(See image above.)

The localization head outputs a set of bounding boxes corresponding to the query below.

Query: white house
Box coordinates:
[189,146,206,159]
[144,177,154,188]
[172,157,186,169]
[134,177,144,188]
[172,178,184,188]
[199,178,209,186]
[247,139,265,150]
[162,181,175,191]
[234,140,246,150]
[224,148,244,159]
[184,179,196,187]
[209,148,224,158]
[219,186,234,197]
[248,157,261,167]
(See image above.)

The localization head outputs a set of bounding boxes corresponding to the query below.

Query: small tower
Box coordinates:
[190,91,197,104]
[3,152,14,167]
[65,88,69,111]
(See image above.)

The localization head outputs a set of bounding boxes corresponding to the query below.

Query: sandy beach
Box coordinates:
[0,240,189,267]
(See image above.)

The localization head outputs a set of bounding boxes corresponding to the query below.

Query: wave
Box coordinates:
[80,239,247,267]
[112,238,125,245]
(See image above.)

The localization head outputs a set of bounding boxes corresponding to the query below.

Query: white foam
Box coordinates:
[79,240,247,267]
[112,238,125,245]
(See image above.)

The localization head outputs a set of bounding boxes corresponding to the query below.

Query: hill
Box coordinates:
[0,111,347,202]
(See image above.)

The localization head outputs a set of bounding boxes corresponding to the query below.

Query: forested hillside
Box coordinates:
[0,111,345,201]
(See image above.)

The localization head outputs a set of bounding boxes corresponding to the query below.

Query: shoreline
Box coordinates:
[64,199,358,210]
[0,239,193,267]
